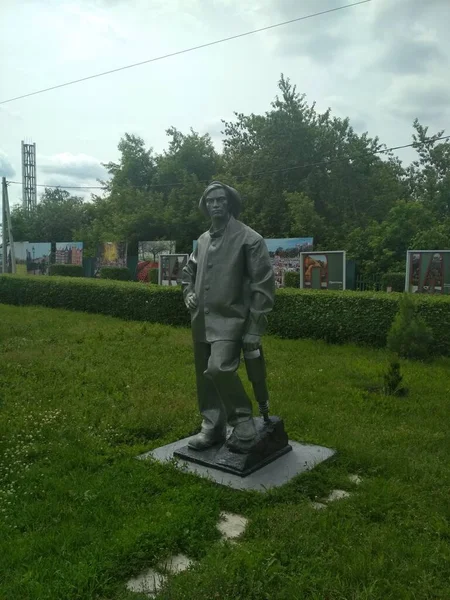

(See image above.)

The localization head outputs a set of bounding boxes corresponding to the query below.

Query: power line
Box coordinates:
[0,0,371,105]
[6,134,450,192]
[6,182,104,190]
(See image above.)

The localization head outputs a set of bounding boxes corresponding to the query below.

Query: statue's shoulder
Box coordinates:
[234,219,263,245]
[196,231,210,246]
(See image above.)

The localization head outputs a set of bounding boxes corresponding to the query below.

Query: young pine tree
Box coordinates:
[383,356,407,396]
[387,294,433,360]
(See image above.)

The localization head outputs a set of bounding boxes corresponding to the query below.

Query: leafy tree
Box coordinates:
[156,127,220,189]
[407,120,450,217]
[90,128,219,252]
[103,133,157,195]
[155,128,221,251]
[10,76,450,278]
[410,219,450,249]
[221,75,404,242]
[285,191,326,244]
[11,188,89,242]
[347,201,436,276]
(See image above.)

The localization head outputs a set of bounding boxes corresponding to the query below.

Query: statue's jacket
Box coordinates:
[182,216,275,343]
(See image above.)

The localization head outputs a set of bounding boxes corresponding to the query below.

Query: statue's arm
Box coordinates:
[182,246,198,308]
[244,238,275,338]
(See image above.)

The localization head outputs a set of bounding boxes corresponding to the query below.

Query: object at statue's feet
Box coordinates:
[174,416,291,477]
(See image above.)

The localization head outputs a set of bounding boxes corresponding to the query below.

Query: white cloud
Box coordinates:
[55,3,129,62]
[0,105,22,121]
[39,152,107,181]
[0,151,16,178]
[201,116,229,138]
[380,76,450,123]
[1,0,450,203]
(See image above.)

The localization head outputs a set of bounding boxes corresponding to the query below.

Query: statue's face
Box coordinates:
[205,187,229,219]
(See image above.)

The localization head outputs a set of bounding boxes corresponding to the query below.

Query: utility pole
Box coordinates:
[1,179,5,274]
[2,177,16,273]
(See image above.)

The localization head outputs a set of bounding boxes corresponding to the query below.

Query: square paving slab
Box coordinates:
[138,434,335,492]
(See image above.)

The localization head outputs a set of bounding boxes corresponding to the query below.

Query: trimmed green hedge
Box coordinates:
[99,266,132,281]
[1,275,450,355]
[283,271,299,288]
[270,289,450,355]
[0,275,189,327]
[49,264,84,277]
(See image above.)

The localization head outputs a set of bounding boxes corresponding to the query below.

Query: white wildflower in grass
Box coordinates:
[0,406,66,524]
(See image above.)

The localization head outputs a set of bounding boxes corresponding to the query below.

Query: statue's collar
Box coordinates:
[209,215,234,239]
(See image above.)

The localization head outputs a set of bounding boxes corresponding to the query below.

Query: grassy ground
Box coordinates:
[1,304,449,600]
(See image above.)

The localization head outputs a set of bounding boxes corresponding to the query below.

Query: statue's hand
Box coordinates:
[243,333,261,352]
[185,292,198,311]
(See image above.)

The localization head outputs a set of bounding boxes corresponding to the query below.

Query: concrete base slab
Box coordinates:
[138,435,335,492]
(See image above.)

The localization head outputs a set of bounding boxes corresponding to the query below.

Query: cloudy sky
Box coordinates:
[1,0,449,207]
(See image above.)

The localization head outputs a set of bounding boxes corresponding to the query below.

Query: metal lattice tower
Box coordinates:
[21,141,37,211]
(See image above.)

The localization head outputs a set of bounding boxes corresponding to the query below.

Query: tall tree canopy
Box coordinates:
[11,76,450,275]
[11,188,89,243]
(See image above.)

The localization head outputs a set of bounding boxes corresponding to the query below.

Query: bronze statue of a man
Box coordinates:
[182,181,275,452]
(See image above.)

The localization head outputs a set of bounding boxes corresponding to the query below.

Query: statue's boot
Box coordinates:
[188,428,226,450]
[225,418,257,453]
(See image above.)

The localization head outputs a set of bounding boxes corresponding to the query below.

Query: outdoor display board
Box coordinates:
[95,242,127,276]
[192,237,313,288]
[265,237,313,288]
[405,250,450,294]
[19,243,52,275]
[137,241,176,282]
[5,242,27,274]
[4,242,81,274]
[159,254,188,286]
[300,251,346,290]
[55,242,83,265]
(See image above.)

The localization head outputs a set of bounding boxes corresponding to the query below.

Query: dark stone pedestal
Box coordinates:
[173,416,292,477]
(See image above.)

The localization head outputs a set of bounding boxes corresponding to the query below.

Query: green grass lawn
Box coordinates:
[1,304,449,600]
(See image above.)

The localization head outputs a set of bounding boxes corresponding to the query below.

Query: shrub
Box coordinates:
[387,293,434,360]
[383,357,407,396]
[148,268,159,284]
[99,267,132,281]
[283,271,299,288]
[49,264,84,277]
[381,272,405,292]
[1,276,450,355]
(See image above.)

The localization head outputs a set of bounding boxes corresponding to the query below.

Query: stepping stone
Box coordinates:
[310,501,327,510]
[217,511,248,540]
[325,489,351,503]
[348,474,362,485]
[126,568,167,597]
[158,553,193,574]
